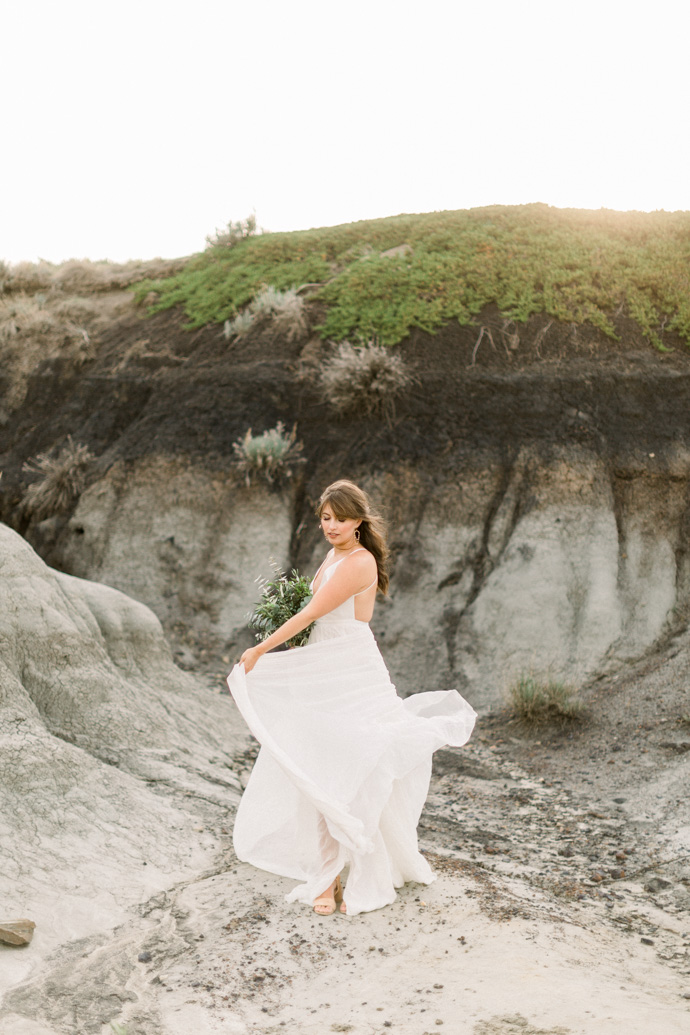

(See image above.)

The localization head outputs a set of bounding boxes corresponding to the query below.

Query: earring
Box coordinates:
[354,528,361,542]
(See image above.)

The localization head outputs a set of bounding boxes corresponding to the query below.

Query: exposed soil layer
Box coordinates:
[2,299,690,534]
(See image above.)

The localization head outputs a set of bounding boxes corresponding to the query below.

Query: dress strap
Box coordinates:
[353,575,378,596]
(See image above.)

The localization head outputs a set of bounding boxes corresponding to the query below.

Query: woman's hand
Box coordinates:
[239,644,265,675]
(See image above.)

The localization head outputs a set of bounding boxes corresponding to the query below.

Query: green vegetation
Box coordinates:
[133,205,690,349]
[232,421,304,486]
[508,673,585,726]
[248,562,314,648]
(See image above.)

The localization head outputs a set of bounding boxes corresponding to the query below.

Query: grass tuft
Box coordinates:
[224,310,254,339]
[509,673,584,726]
[232,422,305,486]
[223,285,308,342]
[206,213,257,250]
[21,436,95,520]
[318,340,413,419]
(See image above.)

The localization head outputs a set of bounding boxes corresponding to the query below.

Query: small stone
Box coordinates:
[433,983,444,989]
[613,797,627,804]
[645,877,673,894]
[137,951,152,963]
[558,845,575,858]
[609,869,625,880]
[641,937,654,945]
[0,920,36,946]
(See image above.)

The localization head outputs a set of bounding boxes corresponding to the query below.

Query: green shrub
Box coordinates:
[232,421,304,486]
[509,674,584,726]
[21,436,95,520]
[247,562,314,648]
[318,340,413,419]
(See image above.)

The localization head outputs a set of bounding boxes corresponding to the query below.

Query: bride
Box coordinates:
[227,479,477,916]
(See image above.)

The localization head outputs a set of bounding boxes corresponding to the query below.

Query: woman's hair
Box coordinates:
[317,479,389,594]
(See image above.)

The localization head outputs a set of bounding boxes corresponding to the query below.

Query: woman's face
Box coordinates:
[320,505,361,548]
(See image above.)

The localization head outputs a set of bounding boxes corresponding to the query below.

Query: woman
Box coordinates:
[227,479,476,916]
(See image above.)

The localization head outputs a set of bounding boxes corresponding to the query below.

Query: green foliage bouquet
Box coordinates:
[247,562,314,648]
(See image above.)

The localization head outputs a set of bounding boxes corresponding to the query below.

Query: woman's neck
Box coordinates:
[332,540,359,556]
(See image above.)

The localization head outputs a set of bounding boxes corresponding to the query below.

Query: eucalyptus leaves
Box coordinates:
[247,562,314,648]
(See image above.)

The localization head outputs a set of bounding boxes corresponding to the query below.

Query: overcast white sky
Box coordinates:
[3,0,689,264]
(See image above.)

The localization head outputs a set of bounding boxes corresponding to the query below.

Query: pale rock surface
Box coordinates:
[370,450,682,709]
[37,446,686,714]
[58,457,293,645]
[0,524,245,1019]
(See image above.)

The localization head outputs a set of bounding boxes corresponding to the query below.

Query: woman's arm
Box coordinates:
[238,552,376,673]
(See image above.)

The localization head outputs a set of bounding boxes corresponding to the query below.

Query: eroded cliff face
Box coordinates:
[3,299,690,710]
[16,441,688,713]
[366,448,690,706]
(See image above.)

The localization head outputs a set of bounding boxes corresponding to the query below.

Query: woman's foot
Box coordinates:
[313,875,343,915]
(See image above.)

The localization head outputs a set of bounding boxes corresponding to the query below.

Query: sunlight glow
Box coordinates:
[4,0,689,263]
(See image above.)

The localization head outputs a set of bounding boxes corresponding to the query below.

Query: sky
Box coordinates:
[3,0,689,265]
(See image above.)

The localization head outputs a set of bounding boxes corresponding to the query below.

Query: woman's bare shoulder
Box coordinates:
[345,548,377,574]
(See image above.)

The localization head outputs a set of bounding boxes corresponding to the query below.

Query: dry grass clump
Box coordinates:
[3,261,54,294]
[0,295,58,344]
[50,257,187,293]
[223,310,254,340]
[318,340,413,419]
[232,422,305,486]
[2,257,188,296]
[508,674,585,726]
[224,286,308,342]
[0,294,93,410]
[51,296,102,322]
[0,257,187,414]
[206,214,257,250]
[21,436,95,520]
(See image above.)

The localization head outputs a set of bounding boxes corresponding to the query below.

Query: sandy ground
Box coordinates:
[2,711,688,1035]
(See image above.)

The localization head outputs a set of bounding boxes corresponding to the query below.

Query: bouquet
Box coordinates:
[247,562,314,648]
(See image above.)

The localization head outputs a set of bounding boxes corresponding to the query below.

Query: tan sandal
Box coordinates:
[313,875,343,915]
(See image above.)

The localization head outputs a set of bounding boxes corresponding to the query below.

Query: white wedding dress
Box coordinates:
[227,552,477,915]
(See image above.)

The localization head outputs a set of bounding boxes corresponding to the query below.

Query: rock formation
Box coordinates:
[0,525,245,1027]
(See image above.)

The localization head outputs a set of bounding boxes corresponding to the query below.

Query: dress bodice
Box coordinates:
[310,550,376,627]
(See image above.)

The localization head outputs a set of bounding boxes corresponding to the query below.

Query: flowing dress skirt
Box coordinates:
[227,616,477,915]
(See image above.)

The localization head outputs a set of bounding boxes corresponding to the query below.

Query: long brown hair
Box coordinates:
[317,480,389,594]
